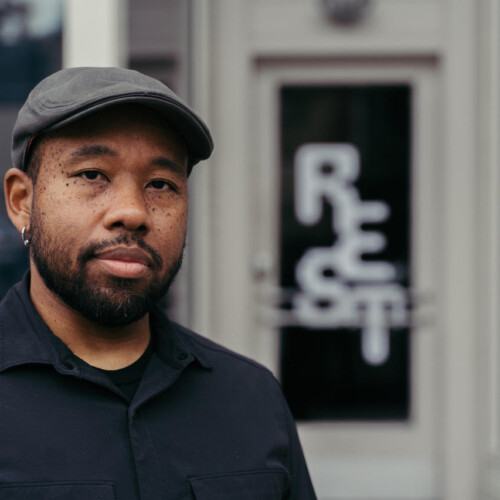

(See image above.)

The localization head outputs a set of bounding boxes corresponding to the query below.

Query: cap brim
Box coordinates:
[44,94,213,166]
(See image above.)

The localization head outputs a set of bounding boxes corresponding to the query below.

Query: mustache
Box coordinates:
[77,234,163,269]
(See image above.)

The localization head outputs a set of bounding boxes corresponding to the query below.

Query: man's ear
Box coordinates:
[4,168,33,233]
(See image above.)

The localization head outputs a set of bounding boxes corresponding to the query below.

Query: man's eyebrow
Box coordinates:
[151,156,186,175]
[70,144,118,159]
[69,146,186,174]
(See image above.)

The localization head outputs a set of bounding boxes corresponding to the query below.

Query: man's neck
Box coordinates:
[29,266,151,370]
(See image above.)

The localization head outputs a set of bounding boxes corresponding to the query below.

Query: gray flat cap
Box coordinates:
[12,66,214,170]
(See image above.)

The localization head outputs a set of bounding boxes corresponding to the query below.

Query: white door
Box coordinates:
[249,59,441,500]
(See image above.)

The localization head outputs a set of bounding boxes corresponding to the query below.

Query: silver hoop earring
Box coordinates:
[21,226,31,247]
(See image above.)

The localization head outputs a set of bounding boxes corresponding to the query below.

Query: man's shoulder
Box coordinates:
[0,279,37,339]
[166,321,291,422]
[170,321,280,382]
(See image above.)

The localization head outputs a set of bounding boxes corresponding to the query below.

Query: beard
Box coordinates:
[29,211,184,327]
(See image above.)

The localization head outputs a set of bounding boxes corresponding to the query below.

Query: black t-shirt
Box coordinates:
[98,341,153,400]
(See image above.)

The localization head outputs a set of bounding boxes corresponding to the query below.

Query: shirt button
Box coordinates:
[61,360,75,370]
[177,352,188,361]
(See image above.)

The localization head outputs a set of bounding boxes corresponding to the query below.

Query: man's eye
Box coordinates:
[149,179,175,191]
[79,170,103,181]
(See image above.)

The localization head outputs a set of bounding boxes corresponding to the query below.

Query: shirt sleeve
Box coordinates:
[281,395,317,499]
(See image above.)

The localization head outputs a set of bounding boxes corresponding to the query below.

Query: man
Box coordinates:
[0,67,316,499]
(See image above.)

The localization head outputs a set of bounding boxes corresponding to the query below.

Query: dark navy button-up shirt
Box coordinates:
[0,276,316,499]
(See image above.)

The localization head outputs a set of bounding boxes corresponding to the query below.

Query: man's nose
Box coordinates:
[103,182,149,233]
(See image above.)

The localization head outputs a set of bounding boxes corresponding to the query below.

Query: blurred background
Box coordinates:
[0,0,498,499]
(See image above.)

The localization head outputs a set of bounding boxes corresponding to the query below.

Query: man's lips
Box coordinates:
[94,247,153,266]
[93,247,153,278]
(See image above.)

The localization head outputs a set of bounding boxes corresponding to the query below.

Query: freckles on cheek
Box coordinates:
[155,210,187,234]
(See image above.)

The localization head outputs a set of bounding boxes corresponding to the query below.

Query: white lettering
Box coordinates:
[292,143,409,365]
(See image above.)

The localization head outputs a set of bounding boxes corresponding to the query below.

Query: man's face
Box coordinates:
[29,105,189,326]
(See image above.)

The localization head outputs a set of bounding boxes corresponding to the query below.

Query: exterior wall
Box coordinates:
[186,1,495,499]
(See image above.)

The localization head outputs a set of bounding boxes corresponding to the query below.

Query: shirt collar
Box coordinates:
[149,306,212,370]
[0,273,57,372]
[0,272,212,373]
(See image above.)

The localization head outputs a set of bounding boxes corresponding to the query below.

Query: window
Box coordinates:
[279,85,411,420]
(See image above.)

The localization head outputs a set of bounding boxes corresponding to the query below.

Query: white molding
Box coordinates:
[188,0,214,337]
[196,0,255,352]
[440,0,480,498]
[478,0,500,498]
[63,0,128,68]
[480,458,500,500]
[248,0,442,57]
[308,457,435,500]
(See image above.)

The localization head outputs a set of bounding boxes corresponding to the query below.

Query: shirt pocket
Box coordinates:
[0,481,115,499]
[188,469,289,500]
